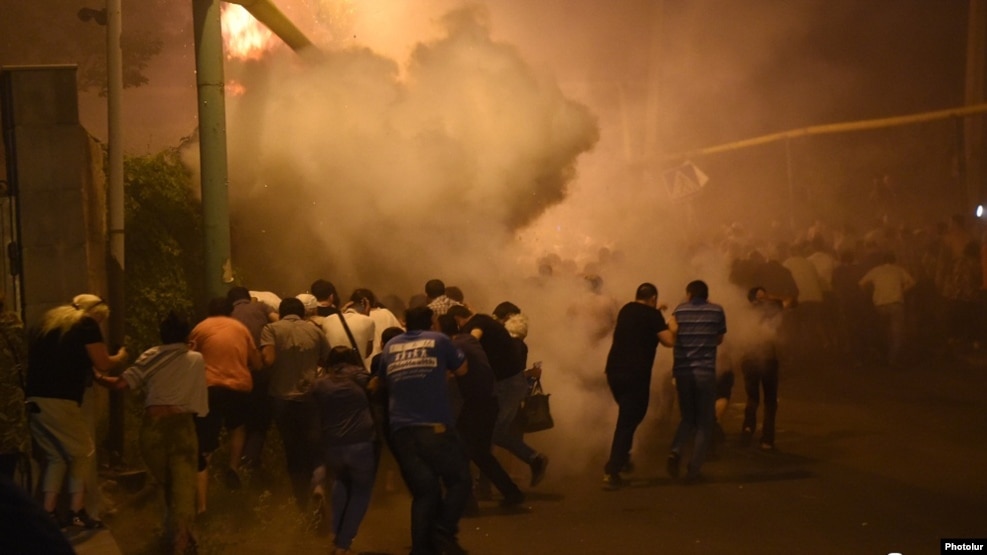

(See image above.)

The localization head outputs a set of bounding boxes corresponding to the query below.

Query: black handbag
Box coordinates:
[519,377,554,433]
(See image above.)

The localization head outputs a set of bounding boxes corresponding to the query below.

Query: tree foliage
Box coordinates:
[0,0,172,92]
[124,148,205,353]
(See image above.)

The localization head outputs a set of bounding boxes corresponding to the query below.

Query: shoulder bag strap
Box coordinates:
[336,312,368,371]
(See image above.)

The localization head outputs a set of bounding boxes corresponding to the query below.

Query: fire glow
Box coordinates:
[221,4,276,60]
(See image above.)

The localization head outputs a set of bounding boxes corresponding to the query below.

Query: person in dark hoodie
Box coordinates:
[438,314,525,508]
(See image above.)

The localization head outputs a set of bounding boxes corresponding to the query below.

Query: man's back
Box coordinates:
[191,316,254,392]
[262,315,329,398]
[231,299,271,345]
[461,314,520,381]
[860,263,915,306]
[672,300,726,376]
[379,330,464,432]
[323,310,375,363]
[605,302,667,379]
[784,256,824,303]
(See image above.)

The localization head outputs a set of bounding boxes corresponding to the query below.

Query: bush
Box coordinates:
[124,147,206,351]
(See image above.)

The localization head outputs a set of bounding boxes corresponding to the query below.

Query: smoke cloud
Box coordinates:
[223,4,598,296]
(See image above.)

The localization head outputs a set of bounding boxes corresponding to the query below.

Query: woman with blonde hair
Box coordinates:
[25,294,127,528]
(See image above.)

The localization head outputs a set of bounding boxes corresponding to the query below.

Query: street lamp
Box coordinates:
[79,1,126,467]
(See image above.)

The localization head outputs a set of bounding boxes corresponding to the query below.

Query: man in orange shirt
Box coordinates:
[190,297,262,514]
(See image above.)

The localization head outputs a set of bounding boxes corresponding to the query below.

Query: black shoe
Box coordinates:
[223,467,242,490]
[69,509,104,529]
[740,428,754,447]
[529,454,549,487]
[432,528,468,555]
[666,453,681,479]
[602,473,626,491]
[621,459,635,474]
[474,479,493,501]
[462,495,480,517]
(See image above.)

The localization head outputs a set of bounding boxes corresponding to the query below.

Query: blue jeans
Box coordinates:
[492,372,536,463]
[324,442,377,550]
[390,425,471,555]
[605,374,650,475]
[671,372,717,477]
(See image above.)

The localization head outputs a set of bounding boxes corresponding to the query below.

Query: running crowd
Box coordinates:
[600,212,987,492]
[2,213,984,554]
[1,278,548,555]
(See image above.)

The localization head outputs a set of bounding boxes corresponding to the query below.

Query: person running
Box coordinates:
[311,346,378,555]
[94,311,207,553]
[373,306,470,555]
[602,283,676,488]
[26,294,128,528]
[667,280,726,483]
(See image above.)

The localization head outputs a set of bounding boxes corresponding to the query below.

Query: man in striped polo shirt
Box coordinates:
[667,280,727,483]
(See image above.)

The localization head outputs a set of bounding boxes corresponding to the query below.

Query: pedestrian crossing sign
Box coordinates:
[663,162,709,200]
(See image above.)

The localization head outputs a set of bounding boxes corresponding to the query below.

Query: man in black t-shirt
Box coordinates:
[437,315,525,508]
[448,305,549,488]
[603,283,676,488]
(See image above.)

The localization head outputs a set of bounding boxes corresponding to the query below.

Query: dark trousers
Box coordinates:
[242,373,273,468]
[605,374,650,475]
[457,396,521,499]
[390,425,471,555]
[272,397,317,508]
[742,357,779,444]
[0,453,20,481]
[671,372,717,477]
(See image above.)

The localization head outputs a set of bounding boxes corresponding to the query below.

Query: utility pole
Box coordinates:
[104,0,126,468]
[643,0,664,160]
[193,0,234,299]
[966,0,986,210]
[76,0,126,468]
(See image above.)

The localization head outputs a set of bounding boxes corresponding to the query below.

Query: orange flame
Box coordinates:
[227,80,247,96]
[221,4,276,60]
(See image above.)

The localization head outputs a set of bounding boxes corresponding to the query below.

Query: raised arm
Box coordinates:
[86,343,128,372]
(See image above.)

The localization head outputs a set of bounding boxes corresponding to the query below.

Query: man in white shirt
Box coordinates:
[349,288,404,360]
[783,242,828,359]
[323,293,376,370]
[859,252,916,367]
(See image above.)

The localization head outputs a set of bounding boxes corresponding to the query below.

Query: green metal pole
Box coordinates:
[193,0,234,299]
[227,0,314,52]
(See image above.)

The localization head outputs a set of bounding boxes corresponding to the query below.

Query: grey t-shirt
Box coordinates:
[260,315,330,398]
[122,343,209,416]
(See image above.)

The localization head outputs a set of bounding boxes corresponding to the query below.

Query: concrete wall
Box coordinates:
[0,65,106,328]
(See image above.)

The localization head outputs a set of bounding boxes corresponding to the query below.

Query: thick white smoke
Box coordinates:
[223,5,598,295]
[213,4,625,477]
